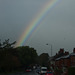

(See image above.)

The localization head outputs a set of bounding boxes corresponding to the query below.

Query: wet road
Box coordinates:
[7,70,38,75]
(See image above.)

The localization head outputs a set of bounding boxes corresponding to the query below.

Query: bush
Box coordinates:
[68,67,75,75]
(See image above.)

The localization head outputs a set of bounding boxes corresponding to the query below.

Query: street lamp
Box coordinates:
[46,43,52,57]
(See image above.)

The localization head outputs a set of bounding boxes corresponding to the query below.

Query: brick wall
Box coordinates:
[70,56,75,66]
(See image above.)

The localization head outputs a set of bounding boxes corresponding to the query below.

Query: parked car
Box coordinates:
[45,71,53,75]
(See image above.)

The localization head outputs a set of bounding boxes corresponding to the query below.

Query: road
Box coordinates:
[5,70,39,75]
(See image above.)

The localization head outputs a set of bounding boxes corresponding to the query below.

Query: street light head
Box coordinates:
[46,43,48,45]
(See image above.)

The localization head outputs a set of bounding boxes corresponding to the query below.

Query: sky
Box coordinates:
[0,0,75,56]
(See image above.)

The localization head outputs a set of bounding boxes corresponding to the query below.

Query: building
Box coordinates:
[55,48,75,70]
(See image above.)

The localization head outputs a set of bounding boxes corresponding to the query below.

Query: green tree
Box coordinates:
[0,39,16,49]
[0,39,21,72]
[16,46,38,68]
[38,53,49,67]
[68,67,75,75]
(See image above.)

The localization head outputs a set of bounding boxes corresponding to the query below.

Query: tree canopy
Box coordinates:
[0,39,38,72]
[37,53,49,67]
[16,46,38,68]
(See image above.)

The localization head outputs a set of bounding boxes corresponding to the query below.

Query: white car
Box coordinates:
[40,67,47,75]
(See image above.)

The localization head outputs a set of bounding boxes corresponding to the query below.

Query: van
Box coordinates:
[40,67,47,75]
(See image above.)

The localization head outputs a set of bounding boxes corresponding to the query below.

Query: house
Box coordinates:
[70,48,75,67]
[55,48,75,70]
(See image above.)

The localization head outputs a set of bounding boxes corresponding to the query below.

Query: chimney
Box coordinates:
[59,48,64,54]
[73,48,75,53]
[64,51,69,55]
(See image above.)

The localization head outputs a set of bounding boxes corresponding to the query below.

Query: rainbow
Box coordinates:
[15,0,61,47]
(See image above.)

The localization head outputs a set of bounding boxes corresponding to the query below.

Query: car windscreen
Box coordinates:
[41,69,47,71]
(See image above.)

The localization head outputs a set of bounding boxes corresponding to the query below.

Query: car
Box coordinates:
[36,66,41,74]
[36,68,41,74]
[40,67,47,75]
[26,68,32,72]
[45,71,53,75]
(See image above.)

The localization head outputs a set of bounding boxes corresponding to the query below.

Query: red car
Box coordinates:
[26,68,32,72]
[45,71,53,75]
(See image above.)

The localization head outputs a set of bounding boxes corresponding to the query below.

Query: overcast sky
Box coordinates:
[0,0,75,56]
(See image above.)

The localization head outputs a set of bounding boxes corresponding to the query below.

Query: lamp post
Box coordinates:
[46,43,52,57]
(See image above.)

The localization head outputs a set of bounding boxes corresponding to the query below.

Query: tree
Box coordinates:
[0,39,21,72]
[38,53,49,67]
[0,39,38,72]
[0,39,16,49]
[16,46,38,69]
[68,67,75,75]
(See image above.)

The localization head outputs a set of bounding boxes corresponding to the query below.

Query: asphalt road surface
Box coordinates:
[6,70,39,75]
